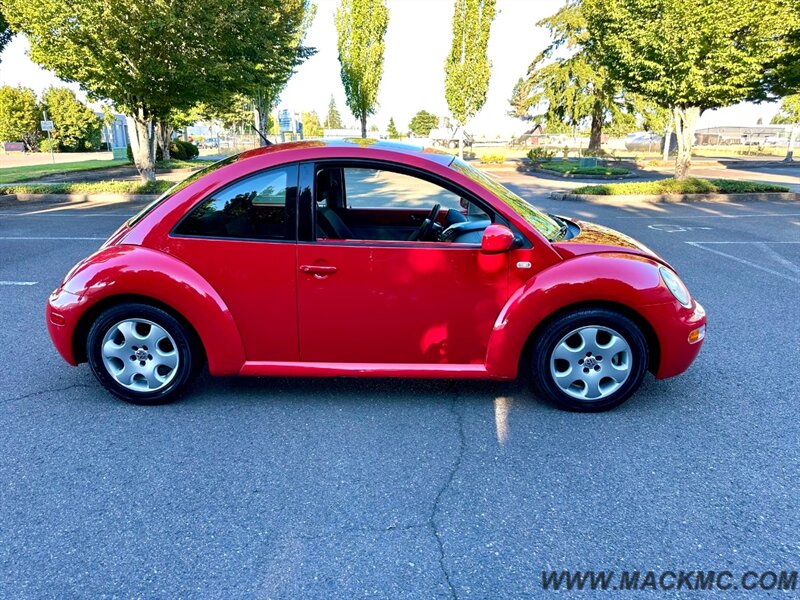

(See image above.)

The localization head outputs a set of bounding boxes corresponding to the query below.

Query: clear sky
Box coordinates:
[0,0,779,135]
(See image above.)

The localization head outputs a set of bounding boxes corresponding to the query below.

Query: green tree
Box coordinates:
[445,0,496,158]
[408,109,438,137]
[771,94,800,160]
[336,0,389,138]
[41,87,102,152]
[0,85,41,151]
[508,78,532,122]
[5,0,314,181]
[516,1,635,152]
[211,94,254,133]
[387,116,400,138]
[584,0,796,178]
[250,3,316,147]
[301,110,324,137]
[0,11,13,57]
[324,95,344,129]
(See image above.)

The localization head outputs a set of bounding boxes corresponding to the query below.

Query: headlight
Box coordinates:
[659,266,692,308]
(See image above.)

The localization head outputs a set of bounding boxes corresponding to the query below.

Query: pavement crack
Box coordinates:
[1,383,93,404]
[429,389,466,600]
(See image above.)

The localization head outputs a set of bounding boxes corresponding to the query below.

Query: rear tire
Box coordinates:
[530,308,648,412]
[87,303,198,405]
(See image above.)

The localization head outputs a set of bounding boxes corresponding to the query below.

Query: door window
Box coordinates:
[343,167,462,209]
[175,165,297,240]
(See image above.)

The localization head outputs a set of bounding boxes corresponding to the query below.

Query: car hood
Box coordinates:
[552,218,669,266]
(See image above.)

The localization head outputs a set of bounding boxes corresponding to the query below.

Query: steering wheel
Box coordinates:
[408,203,441,241]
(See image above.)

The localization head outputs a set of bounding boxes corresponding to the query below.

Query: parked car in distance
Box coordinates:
[199,137,220,149]
[46,140,706,411]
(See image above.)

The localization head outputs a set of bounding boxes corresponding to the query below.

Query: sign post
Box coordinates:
[40,112,55,164]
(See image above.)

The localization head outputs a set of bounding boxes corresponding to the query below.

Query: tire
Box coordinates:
[530,308,648,412]
[87,303,199,405]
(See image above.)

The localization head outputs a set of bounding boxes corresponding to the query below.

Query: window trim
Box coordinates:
[299,158,529,248]
[170,163,300,244]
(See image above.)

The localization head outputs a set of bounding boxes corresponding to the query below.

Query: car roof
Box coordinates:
[232,138,457,168]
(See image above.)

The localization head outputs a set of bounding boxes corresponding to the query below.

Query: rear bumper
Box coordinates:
[640,300,706,379]
[46,287,84,366]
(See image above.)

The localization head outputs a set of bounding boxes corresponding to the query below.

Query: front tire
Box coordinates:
[530,308,648,412]
[87,303,198,405]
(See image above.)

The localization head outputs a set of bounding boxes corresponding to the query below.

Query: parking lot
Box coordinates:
[1,176,799,598]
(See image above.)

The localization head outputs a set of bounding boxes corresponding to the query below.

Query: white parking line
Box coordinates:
[0,281,38,286]
[0,236,105,240]
[686,241,800,284]
[755,242,800,275]
[0,212,128,217]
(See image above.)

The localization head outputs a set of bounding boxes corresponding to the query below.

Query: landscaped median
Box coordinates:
[537,160,632,178]
[0,180,172,205]
[551,177,797,204]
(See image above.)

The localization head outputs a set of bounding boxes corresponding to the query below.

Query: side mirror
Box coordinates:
[481,224,516,254]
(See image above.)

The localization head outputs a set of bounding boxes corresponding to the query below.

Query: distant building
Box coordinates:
[96,113,129,149]
[695,125,789,146]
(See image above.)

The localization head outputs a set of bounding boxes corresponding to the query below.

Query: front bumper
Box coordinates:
[640,300,706,379]
[46,287,84,366]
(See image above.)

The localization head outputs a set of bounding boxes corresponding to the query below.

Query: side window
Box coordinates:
[343,168,463,210]
[175,165,297,240]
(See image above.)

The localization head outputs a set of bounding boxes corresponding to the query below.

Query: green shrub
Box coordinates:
[480,153,505,164]
[125,140,198,162]
[38,138,59,153]
[572,177,790,196]
[526,147,555,163]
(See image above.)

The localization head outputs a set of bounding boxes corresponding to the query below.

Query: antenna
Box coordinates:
[251,125,272,146]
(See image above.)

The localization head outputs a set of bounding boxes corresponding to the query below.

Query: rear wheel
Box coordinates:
[530,308,648,411]
[87,303,198,405]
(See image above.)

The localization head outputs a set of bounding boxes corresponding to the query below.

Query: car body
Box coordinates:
[46,140,706,410]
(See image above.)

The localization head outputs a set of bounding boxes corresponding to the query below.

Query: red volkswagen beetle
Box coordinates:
[46,140,706,411]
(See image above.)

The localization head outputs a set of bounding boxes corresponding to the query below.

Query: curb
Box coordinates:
[0,192,160,206]
[549,191,800,204]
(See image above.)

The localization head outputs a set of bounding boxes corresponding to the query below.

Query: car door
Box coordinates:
[165,164,299,361]
[296,162,509,365]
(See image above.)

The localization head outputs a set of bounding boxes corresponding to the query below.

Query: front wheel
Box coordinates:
[87,303,199,405]
[530,309,649,412]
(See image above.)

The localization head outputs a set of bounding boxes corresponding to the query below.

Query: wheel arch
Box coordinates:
[72,294,206,365]
[516,300,661,378]
[485,253,672,379]
[60,245,246,375]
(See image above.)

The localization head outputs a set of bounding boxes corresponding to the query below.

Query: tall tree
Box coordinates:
[445,0,496,158]
[387,117,400,138]
[0,11,13,57]
[771,95,800,161]
[508,78,532,122]
[515,1,632,152]
[324,95,344,129]
[584,0,796,178]
[408,109,438,137]
[336,0,389,138]
[5,0,314,181]
[0,85,41,151]
[41,87,102,152]
[250,3,316,147]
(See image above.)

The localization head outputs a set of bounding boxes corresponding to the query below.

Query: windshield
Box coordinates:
[127,154,240,227]
[450,158,562,240]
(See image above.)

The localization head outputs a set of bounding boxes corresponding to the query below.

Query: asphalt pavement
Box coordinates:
[1,176,799,598]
